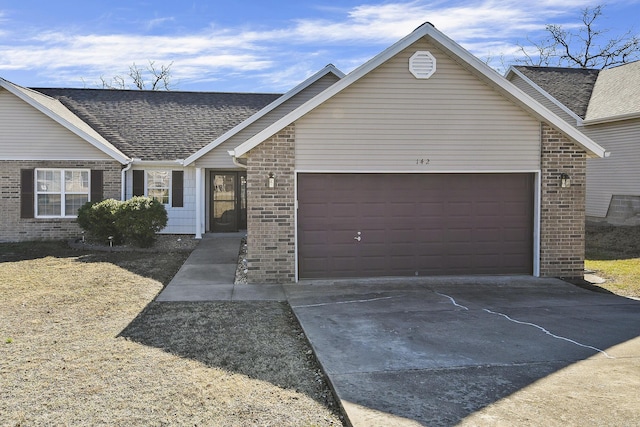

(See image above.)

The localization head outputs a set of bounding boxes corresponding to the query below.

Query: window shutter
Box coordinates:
[133,170,145,197]
[20,169,35,219]
[172,171,184,208]
[90,170,104,202]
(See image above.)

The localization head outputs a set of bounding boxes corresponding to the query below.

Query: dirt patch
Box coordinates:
[586,222,640,260]
[0,240,344,426]
[69,233,201,253]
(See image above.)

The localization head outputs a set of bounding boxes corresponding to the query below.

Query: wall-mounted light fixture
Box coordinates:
[560,173,571,188]
[267,172,276,189]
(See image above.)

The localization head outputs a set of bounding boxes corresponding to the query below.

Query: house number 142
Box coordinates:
[416,158,430,165]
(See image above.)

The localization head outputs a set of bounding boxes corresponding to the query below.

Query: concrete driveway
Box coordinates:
[285,276,640,426]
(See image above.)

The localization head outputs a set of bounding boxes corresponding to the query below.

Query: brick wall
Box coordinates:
[0,160,122,242]
[245,125,296,283]
[539,123,587,278]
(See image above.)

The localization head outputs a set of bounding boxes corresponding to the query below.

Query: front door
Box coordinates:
[211,172,246,232]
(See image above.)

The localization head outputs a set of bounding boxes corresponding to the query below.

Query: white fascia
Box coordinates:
[131,159,186,167]
[505,67,585,128]
[583,111,640,126]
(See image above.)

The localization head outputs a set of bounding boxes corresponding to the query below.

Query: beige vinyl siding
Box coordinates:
[508,74,579,127]
[295,39,541,172]
[583,118,640,217]
[195,73,340,168]
[0,89,112,160]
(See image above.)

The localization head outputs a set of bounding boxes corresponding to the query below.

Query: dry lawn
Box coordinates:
[585,223,640,298]
[0,240,343,426]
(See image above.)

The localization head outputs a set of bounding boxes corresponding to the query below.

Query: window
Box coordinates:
[35,169,90,217]
[132,169,183,207]
[147,170,171,204]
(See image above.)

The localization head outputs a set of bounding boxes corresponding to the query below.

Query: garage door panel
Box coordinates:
[414,229,445,241]
[298,173,533,279]
[503,227,531,242]
[474,228,501,242]
[388,230,420,243]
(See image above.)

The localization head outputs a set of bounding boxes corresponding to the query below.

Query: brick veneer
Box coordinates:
[539,123,587,278]
[245,125,296,283]
[0,160,122,242]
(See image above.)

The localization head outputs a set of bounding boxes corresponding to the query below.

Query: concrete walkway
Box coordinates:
[156,233,286,302]
[156,239,640,426]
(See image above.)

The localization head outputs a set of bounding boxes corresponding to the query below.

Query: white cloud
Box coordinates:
[0,1,608,90]
[145,16,175,31]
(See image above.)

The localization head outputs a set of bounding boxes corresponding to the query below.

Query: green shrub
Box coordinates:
[76,197,168,248]
[77,199,124,244]
[116,197,168,248]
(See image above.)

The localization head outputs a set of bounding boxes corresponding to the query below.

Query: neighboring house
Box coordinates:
[507,61,640,225]
[1,23,606,282]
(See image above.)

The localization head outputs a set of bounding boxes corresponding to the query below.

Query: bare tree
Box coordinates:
[100,61,174,90]
[516,5,640,69]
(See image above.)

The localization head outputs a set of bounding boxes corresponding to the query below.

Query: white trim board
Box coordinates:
[505,66,584,127]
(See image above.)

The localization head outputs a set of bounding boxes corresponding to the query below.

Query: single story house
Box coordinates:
[1,23,606,282]
[507,62,640,225]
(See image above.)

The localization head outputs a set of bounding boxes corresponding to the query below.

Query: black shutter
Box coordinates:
[90,170,104,202]
[20,169,35,219]
[133,170,145,197]
[172,171,184,208]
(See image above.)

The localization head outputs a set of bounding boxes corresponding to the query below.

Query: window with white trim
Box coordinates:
[35,169,90,217]
[146,170,171,204]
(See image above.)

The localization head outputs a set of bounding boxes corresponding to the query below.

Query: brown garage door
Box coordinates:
[297,173,534,279]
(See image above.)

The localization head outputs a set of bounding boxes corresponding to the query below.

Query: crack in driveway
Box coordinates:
[483,308,615,359]
[434,290,615,359]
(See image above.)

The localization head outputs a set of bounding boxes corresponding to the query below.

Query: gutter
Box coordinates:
[582,112,640,126]
[231,155,247,169]
[132,159,185,167]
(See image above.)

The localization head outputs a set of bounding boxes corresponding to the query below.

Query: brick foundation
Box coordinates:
[539,123,587,278]
[0,160,122,242]
[245,125,296,283]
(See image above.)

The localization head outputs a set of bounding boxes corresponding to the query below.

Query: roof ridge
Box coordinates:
[30,87,283,96]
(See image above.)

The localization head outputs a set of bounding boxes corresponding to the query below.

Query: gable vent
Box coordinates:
[409,51,436,79]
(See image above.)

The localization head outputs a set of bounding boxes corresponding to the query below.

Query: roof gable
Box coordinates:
[232,23,606,159]
[184,64,344,166]
[585,60,640,124]
[0,78,129,163]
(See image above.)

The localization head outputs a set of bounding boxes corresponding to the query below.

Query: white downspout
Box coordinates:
[120,162,133,201]
[195,167,203,239]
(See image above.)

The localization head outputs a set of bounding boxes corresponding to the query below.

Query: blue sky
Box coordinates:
[1,0,638,92]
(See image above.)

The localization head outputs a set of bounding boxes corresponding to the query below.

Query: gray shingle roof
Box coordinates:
[514,66,600,119]
[33,88,282,161]
[585,60,640,122]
